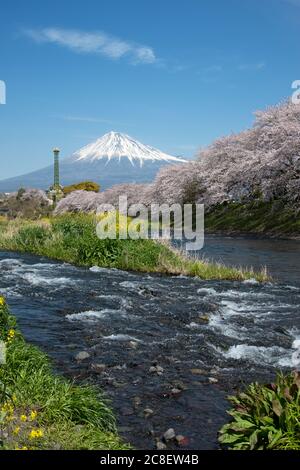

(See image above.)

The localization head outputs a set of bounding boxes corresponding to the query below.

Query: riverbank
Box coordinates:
[0,295,129,450]
[0,214,269,282]
[205,200,300,239]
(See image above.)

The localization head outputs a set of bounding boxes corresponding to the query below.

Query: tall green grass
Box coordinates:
[0,214,269,281]
[0,298,129,450]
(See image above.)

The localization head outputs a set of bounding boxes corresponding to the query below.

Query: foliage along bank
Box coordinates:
[0,295,129,450]
[0,213,269,281]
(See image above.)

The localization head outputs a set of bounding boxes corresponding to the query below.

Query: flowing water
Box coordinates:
[0,236,300,449]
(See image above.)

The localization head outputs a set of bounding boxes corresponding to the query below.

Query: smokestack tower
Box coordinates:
[53,147,60,188]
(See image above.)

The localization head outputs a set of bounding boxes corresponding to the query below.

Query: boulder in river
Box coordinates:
[149,365,164,375]
[75,351,90,361]
[156,441,167,450]
[90,363,106,373]
[163,428,176,441]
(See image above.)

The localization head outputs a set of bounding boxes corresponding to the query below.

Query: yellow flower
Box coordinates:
[30,410,38,421]
[5,414,14,422]
[29,428,43,439]
[15,446,28,451]
[13,426,20,435]
[8,329,15,338]
[2,402,14,414]
[0,296,5,306]
[20,414,27,422]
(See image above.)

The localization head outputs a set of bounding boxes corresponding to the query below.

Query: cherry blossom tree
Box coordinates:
[56,100,300,214]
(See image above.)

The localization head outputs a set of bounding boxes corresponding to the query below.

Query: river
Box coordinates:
[0,235,300,449]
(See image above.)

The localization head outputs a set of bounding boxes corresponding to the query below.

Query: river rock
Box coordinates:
[128,341,138,349]
[175,435,188,446]
[208,377,218,384]
[75,351,90,361]
[190,368,206,375]
[163,428,176,441]
[197,315,210,323]
[90,363,106,373]
[113,364,127,370]
[149,365,164,375]
[143,408,154,418]
[172,380,187,390]
[112,380,126,388]
[133,396,142,408]
[156,441,167,450]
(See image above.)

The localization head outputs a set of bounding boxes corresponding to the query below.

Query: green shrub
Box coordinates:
[15,225,50,250]
[219,372,300,450]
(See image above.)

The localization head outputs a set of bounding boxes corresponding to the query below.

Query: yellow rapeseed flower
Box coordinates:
[2,402,14,414]
[0,296,5,306]
[13,426,20,435]
[20,414,27,422]
[8,329,15,339]
[30,410,38,421]
[36,429,43,438]
[29,428,43,439]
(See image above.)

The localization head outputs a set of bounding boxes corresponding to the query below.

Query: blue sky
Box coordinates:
[0,0,299,178]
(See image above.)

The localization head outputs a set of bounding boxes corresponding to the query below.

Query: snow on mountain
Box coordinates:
[0,132,186,192]
[72,131,186,165]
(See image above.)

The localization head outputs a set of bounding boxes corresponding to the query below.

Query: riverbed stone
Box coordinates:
[197,315,210,323]
[171,387,182,396]
[75,351,90,361]
[133,396,142,408]
[175,435,187,446]
[156,441,167,450]
[163,428,176,441]
[208,377,218,384]
[149,365,164,375]
[90,363,106,373]
[190,368,206,375]
[143,408,154,418]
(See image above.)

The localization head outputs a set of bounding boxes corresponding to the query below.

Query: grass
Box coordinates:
[0,296,129,450]
[205,200,300,237]
[219,372,300,450]
[0,214,269,281]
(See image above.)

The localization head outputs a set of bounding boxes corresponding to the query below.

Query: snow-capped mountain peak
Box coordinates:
[72,131,186,166]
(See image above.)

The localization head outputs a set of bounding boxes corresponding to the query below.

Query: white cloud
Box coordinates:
[283,0,300,6]
[237,62,266,71]
[24,27,156,65]
[203,65,223,73]
[53,114,123,125]
[56,115,110,123]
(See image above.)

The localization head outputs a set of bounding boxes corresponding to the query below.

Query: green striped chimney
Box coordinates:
[53,147,60,188]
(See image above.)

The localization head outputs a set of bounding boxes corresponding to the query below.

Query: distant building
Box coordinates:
[47,148,64,203]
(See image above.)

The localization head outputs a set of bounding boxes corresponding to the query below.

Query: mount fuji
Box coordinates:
[0,132,186,192]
